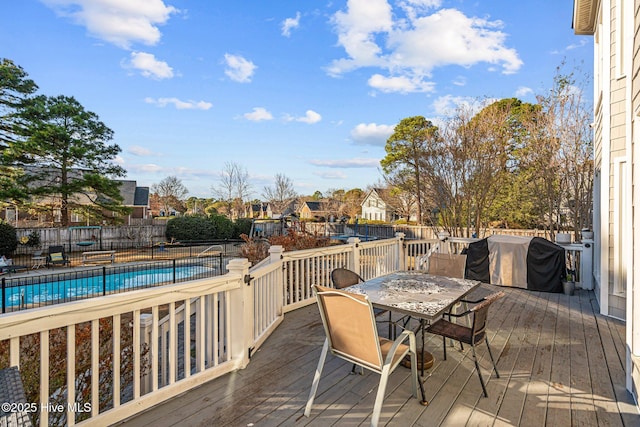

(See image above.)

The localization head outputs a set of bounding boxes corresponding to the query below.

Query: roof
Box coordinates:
[115,180,149,207]
[303,201,324,212]
[361,188,392,206]
[133,187,150,207]
[572,0,597,35]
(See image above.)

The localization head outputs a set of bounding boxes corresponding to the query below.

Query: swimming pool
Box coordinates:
[3,265,215,309]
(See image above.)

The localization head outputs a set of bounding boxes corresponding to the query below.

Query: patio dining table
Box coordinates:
[342,271,481,376]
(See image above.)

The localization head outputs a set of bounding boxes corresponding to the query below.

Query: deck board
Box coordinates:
[117,286,640,427]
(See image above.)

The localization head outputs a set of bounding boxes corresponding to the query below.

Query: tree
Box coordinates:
[0,58,38,147]
[4,94,128,225]
[457,98,534,236]
[535,63,593,237]
[343,188,364,219]
[152,175,189,216]
[263,173,296,215]
[212,162,252,219]
[381,116,438,225]
[0,58,38,203]
[185,196,213,215]
[0,220,18,256]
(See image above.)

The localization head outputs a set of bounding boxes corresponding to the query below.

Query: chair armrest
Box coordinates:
[443,309,472,319]
[383,330,416,366]
[459,297,485,304]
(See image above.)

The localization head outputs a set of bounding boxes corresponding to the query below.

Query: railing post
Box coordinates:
[2,277,5,314]
[436,231,451,254]
[395,232,406,271]
[173,259,176,283]
[581,238,594,290]
[139,313,153,395]
[268,246,285,314]
[268,245,284,264]
[347,237,361,277]
[102,266,107,296]
[226,258,252,369]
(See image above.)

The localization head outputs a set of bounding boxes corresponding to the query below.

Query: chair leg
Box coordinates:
[485,337,500,378]
[442,336,447,360]
[372,364,392,427]
[305,339,329,417]
[471,345,489,397]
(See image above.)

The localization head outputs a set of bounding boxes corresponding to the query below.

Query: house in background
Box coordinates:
[116,180,150,224]
[361,188,395,222]
[298,201,330,221]
[573,0,639,406]
[250,203,268,219]
[1,177,150,226]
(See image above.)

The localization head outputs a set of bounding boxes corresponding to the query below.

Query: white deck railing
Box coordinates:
[0,232,592,426]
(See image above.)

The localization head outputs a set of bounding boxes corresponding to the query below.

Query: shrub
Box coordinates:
[0,221,18,256]
[208,214,234,239]
[239,234,270,264]
[165,216,216,241]
[269,228,331,252]
[233,218,253,238]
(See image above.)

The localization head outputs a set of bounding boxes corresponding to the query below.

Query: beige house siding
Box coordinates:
[574,0,639,406]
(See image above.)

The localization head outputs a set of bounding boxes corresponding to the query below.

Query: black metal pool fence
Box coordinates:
[1,255,239,314]
[10,239,245,267]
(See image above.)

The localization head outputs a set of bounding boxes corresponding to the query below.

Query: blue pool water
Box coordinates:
[5,265,214,308]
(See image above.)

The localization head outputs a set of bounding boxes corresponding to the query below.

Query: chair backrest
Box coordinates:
[470,291,505,342]
[48,245,67,263]
[48,245,65,255]
[313,285,383,371]
[330,268,363,289]
[427,253,467,278]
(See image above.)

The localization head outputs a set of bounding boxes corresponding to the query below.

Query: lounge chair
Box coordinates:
[47,245,70,267]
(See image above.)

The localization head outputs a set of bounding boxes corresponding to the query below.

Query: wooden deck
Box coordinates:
[119,285,640,426]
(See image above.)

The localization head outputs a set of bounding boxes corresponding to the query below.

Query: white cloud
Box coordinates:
[309,158,380,168]
[285,110,322,124]
[145,97,212,110]
[224,54,256,83]
[127,51,174,79]
[244,107,273,121]
[281,12,301,37]
[128,163,164,173]
[350,123,394,146]
[313,171,349,179]
[515,86,533,97]
[328,1,522,93]
[566,39,588,50]
[432,95,494,116]
[42,0,178,49]
[368,74,435,94]
[452,76,466,86]
[298,110,322,124]
[127,145,158,156]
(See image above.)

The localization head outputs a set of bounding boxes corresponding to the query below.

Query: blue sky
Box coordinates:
[1,1,592,199]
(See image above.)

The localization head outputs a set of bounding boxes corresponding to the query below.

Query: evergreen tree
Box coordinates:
[5,94,128,225]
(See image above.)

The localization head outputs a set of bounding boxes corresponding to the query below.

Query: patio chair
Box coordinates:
[331,268,393,338]
[426,253,467,278]
[46,245,70,267]
[305,285,422,426]
[425,291,505,397]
